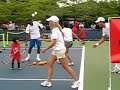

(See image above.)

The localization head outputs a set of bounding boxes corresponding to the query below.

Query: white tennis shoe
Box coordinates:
[71,80,80,88]
[68,62,74,66]
[111,67,120,73]
[25,56,30,61]
[41,80,52,87]
[36,57,41,61]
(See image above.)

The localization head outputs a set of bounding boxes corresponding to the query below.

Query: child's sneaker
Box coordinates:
[41,80,52,87]
[10,68,14,70]
[71,80,80,88]
[18,68,21,70]
[68,62,74,66]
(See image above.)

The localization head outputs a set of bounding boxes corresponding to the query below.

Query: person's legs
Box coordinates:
[59,58,79,88]
[58,48,79,88]
[36,39,42,61]
[25,47,32,61]
[65,48,74,66]
[41,54,57,87]
[17,60,21,69]
[57,41,74,65]
[47,54,57,81]
[59,58,78,80]
[11,59,14,69]
[81,38,85,44]
[25,39,35,61]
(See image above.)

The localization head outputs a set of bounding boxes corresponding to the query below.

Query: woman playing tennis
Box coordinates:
[40,16,80,88]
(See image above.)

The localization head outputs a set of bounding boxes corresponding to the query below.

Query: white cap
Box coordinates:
[79,24,84,27]
[95,17,105,23]
[46,16,59,22]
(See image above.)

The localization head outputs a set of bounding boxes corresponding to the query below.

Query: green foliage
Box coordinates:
[0,0,120,24]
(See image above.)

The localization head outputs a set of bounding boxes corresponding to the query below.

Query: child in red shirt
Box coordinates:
[79,26,86,44]
[10,37,21,70]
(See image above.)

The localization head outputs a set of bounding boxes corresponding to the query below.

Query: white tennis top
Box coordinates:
[61,27,73,42]
[51,27,65,50]
[102,23,109,37]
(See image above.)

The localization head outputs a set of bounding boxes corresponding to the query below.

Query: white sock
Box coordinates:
[27,54,30,58]
[37,54,40,58]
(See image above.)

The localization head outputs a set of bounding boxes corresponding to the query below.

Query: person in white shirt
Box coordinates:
[40,16,80,88]
[93,17,120,73]
[25,19,42,62]
[61,21,79,66]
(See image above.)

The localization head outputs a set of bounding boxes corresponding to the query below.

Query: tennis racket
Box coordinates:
[20,45,28,62]
[1,48,20,64]
[1,53,13,64]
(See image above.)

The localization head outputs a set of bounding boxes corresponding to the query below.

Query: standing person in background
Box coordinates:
[60,21,79,66]
[72,19,79,41]
[5,23,11,31]
[74,19,79,29]
[79,24,86,44]
[40,16,80,88]
[92,17,120,73]
[25,18,42,62]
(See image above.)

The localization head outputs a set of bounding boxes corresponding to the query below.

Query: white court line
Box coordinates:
[78,46,85,90]
[4,47,83,49]
[0,78,73,81]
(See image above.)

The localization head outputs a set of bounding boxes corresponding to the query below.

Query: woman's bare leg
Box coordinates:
[47,54,57,82]
[65,48,73,63]
[59,58,78,81]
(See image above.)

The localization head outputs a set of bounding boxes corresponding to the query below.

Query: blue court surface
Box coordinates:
[0,47,85,90]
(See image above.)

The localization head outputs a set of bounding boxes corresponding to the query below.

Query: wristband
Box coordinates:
[95,43,99,46]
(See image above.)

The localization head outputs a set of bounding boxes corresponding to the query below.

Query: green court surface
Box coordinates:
[83,41,120,90]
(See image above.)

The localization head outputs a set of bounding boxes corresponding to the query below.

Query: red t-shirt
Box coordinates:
[11,43,21,60]
[80,28,86,39]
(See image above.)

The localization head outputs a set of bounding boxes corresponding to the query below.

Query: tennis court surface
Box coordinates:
[0,47,85,90]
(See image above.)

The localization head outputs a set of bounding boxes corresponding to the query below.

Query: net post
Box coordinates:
[2,33,5,49]
[6,31,9,45]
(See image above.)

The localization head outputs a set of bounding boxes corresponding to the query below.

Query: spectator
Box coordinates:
[9,21,15,30]
[79,25,86,44]
[91,24,96,30]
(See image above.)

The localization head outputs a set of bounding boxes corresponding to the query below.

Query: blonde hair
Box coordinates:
[55,22,62,30]
[50,21,62,30]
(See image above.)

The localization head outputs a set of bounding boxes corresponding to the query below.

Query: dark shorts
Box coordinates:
[65,41,73,48]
